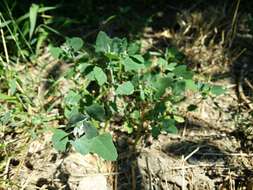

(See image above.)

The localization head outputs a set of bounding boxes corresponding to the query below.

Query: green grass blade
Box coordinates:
[29,4,39,39]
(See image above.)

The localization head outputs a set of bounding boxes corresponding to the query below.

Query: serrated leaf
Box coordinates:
[210,85,226,96]
[86,103,105,121]
[67,37,84,51]
[93,66,107,86]
[116,81,134,95]
[29,4,39,39]
[52,129,68,152]
[49,47,62,59]
[123,57,145,72]
[95,31,111,53]
[90,133,118,161]
[71,136,91,155]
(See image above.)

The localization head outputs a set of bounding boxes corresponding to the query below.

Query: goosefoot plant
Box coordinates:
[49,31,225,161]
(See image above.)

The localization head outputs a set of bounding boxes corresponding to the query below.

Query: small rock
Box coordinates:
[77,175,108,190]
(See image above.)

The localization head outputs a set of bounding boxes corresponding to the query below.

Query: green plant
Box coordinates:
[49,31,225,161]
[0,1,57,59]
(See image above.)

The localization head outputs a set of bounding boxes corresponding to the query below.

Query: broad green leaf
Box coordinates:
[77,63,92,73]
[86,103,105,121]
[71,136,91,155]
[185,79,197,91]
[166,62,177,71]
[93,66,107,86]
[210,85,226,96]
[67,113,89,128]
[131,54,144,63]
[161,119,178,134]
[64,91,81,106]
[49,47,63,59]
[90,133,118,161]
[86,70,95,81]
[95,31,111,53]
[157,58,167,68]
[151,126,161,138]
[64,107,79,120]
[52,129,68,152]
[116,81,134,95]
[172,80,186,95]
[29,4,39,39]
[127,42,140,55]
[111,37,127,54]
[153,77,173,98]
[67,37,84,51]
[173,65,193,79]
[123,57,145,72]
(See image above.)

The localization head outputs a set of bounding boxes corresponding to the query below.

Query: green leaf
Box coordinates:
[52,129,68,152]
[116,81,134,95]
[210,85,226,96]
[71,136,91,155]
[131,54,144,63]
[77,63,92,73]
[29,4,39,39]
[185,79,197,91]
[166,62,177,71]
[172,80,186,95]
[173,115,185,123]
[127,42,140,55]
[153,77,173,98]
[151,126,161,138]
[123,57,145,72]
[123,122,133,134]
[93,66,107,86]
[64,91,81,106]
[66,37,84,51]
[49,47,63,59]
[8,79,17,95]
[173,65,193,79]
[0,93,16,101]
[157,58,167,68]
[95,31,111,53]
[86,103,106,121]
[161,119,178,134]
[90,133,118,161]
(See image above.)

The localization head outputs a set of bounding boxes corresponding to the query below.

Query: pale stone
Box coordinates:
[77,175,108,190]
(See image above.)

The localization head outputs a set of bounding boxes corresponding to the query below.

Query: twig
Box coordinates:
[145,157,152,190]
[0,18,9,67]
